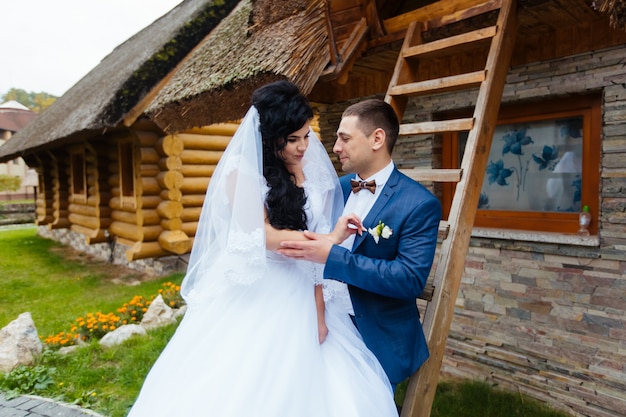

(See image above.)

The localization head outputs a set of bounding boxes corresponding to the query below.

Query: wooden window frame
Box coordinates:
[118,141,137,208]
[70,150,87,202]
[441,95,601,235]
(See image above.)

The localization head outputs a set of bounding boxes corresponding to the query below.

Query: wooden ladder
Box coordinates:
[383,1,518,416]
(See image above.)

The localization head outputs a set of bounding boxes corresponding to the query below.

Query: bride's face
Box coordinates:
[279,122,310,172]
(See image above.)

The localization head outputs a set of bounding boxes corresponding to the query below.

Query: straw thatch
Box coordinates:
[0,0,239,162]
[593,0,626,29]
[146,0,330,133]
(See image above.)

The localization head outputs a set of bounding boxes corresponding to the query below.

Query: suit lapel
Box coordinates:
[352,168,400,251]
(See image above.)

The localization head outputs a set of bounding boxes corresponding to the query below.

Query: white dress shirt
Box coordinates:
[336,161,395,314]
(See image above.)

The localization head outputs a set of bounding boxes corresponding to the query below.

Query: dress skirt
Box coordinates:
[127,255,398,417]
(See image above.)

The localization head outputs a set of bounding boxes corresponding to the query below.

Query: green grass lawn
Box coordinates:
[0,226,571,417]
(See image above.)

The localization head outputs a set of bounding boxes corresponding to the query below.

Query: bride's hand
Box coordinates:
[328,213,364,244]
[318,321,328,344]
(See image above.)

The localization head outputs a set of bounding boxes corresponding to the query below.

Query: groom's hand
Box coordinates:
[278,231,332,264]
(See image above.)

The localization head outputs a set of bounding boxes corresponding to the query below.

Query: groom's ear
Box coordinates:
[371,128,386,151]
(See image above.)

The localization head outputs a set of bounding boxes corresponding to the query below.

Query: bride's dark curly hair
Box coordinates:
[252,80,312,231]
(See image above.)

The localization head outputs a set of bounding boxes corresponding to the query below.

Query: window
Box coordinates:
[441,95,600,235]
[70,150,86,200]
[118,142,136,206]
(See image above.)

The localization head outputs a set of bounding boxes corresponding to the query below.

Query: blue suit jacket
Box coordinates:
[324,167,441,384]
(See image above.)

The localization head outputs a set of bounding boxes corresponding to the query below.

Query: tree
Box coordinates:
[0,175,22,192]
[1,88,57,113]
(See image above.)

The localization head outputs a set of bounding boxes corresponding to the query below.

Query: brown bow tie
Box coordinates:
[350,179,376,194]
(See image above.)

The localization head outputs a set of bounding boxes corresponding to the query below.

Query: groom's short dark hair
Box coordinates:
[342,99,400,153]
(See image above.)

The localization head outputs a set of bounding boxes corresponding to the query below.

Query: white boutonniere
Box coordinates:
[368,220,393,244]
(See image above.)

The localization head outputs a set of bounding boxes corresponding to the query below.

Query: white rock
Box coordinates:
[0,312,43,372]
[140,294,176,330]
[99,324,147,348]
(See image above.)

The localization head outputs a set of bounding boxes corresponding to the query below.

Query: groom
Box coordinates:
[279,99,441,389]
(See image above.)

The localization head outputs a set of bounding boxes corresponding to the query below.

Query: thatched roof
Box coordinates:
[0,0,239,162]
[593,0,626,30]
[146,0,330,133]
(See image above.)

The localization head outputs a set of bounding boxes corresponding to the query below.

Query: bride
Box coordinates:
[126,81,398,416]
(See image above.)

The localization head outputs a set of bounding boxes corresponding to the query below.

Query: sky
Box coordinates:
[0,0,184,98]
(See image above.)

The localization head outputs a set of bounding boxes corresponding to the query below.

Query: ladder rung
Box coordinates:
[438,220,450,241]
[400,168,462,183]
[403,26,496,60]
[389,70,486,97]
[399,118,474,135]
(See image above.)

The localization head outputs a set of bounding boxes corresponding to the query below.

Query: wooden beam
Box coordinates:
[399,118,474,135]
[388,71,486,97]
[384,0,502,35]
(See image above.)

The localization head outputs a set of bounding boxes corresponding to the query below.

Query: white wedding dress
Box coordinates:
[126,107,398,417]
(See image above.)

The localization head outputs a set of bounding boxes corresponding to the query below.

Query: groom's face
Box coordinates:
[334,115,373,177]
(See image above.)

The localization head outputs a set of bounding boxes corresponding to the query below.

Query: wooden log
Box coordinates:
[185,123,239,136]
[179,164,216,178]
[157,201,183,219]
[70,223,98,239]
[111,208,161,225]
[37,215,54,225]
[68,212,99,230]
[136,130,159,147]
[157,171,184,190]
[156,135,184,156]
[181,221,198,237]
[161,218,183,231]
[158,156,183,171]
[158,230,192,255]
[69,203,97,217]
[178,133,231,151]
[49,218,71,229]
[86,229,109,244]
[108,174,120,188]
[99,217,112,230]
[181,207,202,222]
[85,152,97,163]
[181,194,206,207]
[109,221,163,242]
[109,197,124,210]
[180,149,223,165]
[111,210,137,224]
[160,189,182,202]
[140,209,161,226]
[139,195,162,209]
[140,177,161,195]
[180,177,210,194]
[125,241,168,261]
[140,147,160,164]
[140,163,160,177]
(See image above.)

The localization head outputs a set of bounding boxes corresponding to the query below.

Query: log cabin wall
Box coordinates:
[29,154,55,226]
[104,123,235,263]
[175,124,235,243]
[109,129,166,261]
[66,143,107,244]
[47,150,71,230]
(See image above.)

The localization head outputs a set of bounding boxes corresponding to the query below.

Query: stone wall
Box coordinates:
[316,44,626,417]
[37,227,186,276]
[422,45,626,417]
[0,203,36,225]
